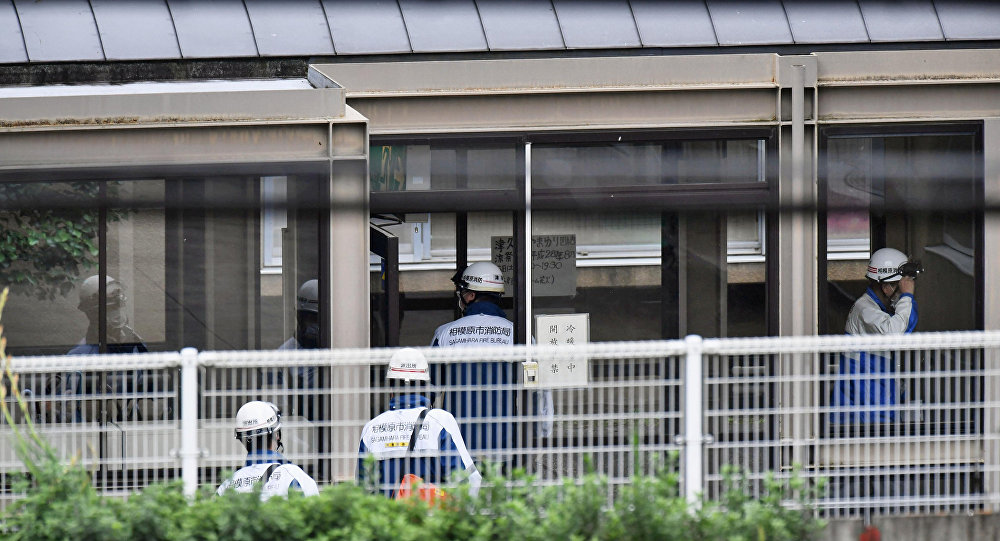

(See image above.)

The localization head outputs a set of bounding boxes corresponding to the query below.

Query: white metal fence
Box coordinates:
[3,331,999,518]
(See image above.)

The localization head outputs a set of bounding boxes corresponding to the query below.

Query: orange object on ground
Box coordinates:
[859,525,881,541]
[394,473,447,505]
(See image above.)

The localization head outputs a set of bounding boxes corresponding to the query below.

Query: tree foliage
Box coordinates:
[0,183,109,300]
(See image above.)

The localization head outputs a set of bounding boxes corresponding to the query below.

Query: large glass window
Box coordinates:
[533,139,765,188]
[822,126,981,334]
[370,132,773,344]
[371,143,519,192]
[530,136,769,340]
[1,174,326,355]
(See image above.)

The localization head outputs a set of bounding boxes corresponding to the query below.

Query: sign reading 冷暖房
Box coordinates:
[491,234,577,297]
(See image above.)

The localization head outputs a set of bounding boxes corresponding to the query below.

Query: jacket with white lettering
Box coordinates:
[217,449,319,500]
[431,301,518,461]
[358,394,481,497]
[431,302,515,348]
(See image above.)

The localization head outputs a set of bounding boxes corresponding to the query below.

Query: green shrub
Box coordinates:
[0,288,826,540]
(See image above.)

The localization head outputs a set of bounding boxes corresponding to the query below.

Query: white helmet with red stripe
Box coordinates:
[454,261,505,294]
[386,348,430,382]
[234,400,281,441]
[866,248,909,283]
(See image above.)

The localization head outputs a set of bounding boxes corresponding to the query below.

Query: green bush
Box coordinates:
[0,462,826,541]
[0,288,826,540]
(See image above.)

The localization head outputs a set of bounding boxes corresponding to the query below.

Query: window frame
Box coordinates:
[817,121,985,334]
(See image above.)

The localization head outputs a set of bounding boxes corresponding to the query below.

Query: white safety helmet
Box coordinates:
[866,248,909,283]
[78,275,126,312]
[234,400,282,441]
[296,279,319,313]
[386,348,430,383]
[454,262,505,294]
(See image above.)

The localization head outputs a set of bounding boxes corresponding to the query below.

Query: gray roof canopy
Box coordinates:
[2,0,998,64]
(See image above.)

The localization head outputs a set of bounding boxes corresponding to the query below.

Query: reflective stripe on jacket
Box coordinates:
[359,394,482,497]
[217,450,319,499]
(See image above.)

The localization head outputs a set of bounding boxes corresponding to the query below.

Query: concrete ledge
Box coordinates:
[823,513,1000,541]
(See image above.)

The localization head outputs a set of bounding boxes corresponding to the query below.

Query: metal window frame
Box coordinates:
[817,121,985,334]
[369,126,778,341]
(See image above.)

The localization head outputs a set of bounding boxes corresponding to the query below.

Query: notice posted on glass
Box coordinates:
[491,234,577,297]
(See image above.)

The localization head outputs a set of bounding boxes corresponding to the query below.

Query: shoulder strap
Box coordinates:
[407,408,430,454]
[261,463,280,485]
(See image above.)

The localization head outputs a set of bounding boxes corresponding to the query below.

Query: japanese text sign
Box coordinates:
[491,234,577,297]
[534,313,589,387]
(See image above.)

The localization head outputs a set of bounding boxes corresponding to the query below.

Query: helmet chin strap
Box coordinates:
[457,289,472,315]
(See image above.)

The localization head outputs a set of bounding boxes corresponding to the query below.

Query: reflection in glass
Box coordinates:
[369,143,519,191]
[1,175,325,355]
[533,139,764,188]
[824,133,977,334]
[531,210,767,341]
[0,182,101,353]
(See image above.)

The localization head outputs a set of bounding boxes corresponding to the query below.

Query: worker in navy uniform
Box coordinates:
[430,261,519,466]
[217,400,319,499]
[31,275,148,423]
[358,348,481,497]
[270,279,320,420]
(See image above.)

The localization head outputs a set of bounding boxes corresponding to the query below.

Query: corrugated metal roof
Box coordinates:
[707,0,794,46]
[245,0,335,56]
[169,0,258,58]
[860,0,944,42]
[553,0,641,49]
[1,0,998,65]
[324,0,411,55]
[14,0,105,62]
[934,0,1000,40]
[0,1,28,63]
[90,0,181,61]
[784,1,869,44]
[399,0,489,53]
[630,0,717,47]
[478,0,565,50]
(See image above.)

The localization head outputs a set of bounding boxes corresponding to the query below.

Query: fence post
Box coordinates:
[180,347,199,497]
[684,334,705,505]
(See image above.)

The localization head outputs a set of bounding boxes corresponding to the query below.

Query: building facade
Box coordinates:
[1,1,999,355]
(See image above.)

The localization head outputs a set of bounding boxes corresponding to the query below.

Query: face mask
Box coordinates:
[298,324,318,348]
[455,289,467,314]
[296,310,320,349]
[85,305,129,337]
[107,305,128,330]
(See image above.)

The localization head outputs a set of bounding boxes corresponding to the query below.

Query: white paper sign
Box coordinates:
[534,313,589,387]
[491,234,577,297]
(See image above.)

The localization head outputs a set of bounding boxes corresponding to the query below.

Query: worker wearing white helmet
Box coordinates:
[358,348,481,498]
[273,279,320,420]
[69,274,147,354]
[280,279,320,350]
[835,248,922,424]
[845,248,919,335]
[42,275,149,424]
[432,262,511,348]
[217,400,319,499]
[430,261,520,465]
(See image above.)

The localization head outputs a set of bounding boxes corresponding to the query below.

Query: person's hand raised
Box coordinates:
[898,276,915,295]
